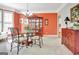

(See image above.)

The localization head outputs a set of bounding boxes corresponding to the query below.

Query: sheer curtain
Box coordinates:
[3,11,14,33]
[0,10,2,32]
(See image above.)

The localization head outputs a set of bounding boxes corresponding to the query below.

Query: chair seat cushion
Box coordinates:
[20,40,33,45]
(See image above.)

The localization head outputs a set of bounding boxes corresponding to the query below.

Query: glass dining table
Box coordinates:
[19,30,35,46]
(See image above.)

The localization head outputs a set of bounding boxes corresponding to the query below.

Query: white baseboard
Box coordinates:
[43,35,58,37]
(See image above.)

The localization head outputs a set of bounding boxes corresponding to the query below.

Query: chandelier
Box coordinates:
[26,3,32,16]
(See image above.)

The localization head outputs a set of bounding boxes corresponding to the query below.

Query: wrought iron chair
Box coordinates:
[9,27,33,54]
[32,31,43,48]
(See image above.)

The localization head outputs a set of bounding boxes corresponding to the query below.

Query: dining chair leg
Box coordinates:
[41,37,43,45]
[17,35,20,55]
[33,39,36,44]
[39,38,42,48]
[29,39,33,46]
[26,42,28,48]
[35,40,37,44]
[10,42,13,52]
[17,44,20,55]
[30,40,33,47]
[10,37,14,52]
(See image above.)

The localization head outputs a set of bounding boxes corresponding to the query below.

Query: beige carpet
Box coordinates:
[5,36,73,55]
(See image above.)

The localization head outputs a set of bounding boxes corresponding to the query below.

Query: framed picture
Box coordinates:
[45,19,48,26]
[71,4,79,22]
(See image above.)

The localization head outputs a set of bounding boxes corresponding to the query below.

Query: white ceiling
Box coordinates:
[0,3,67,13]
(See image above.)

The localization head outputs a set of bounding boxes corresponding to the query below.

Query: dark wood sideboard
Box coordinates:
[62,28,79,55]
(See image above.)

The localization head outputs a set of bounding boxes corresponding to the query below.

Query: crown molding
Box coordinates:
[33,11,58,13]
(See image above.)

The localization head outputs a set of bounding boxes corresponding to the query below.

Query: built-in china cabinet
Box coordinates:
[27,15,43,35]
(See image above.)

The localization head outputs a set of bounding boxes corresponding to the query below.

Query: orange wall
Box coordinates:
[14,12,26,33]
[14,12,57,35]
[14,12,21,32]
[34,13,57,35]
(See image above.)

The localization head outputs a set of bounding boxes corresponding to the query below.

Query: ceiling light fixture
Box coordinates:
[26,3,32,16]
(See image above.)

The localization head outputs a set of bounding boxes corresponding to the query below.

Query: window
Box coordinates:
[3,11,14,32]
[0,10,2,32]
